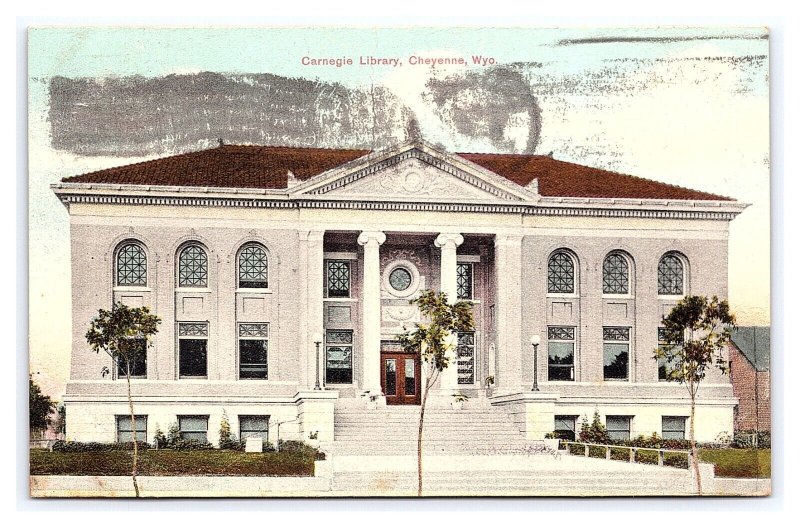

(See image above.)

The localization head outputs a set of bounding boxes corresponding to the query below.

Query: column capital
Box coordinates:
[434,232,464,249]
[298,230,325,243]
[357,231,386,247]
[494,233,524,247]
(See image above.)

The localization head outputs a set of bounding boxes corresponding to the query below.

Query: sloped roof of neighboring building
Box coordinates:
[730,326,771,371]
[62,144,733,201]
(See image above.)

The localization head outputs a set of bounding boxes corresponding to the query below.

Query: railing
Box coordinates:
[30,439,57,451]
[561,441,691,469]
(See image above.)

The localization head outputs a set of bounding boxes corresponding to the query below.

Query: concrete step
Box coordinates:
[333,427,522,434]
[329,471,693,494]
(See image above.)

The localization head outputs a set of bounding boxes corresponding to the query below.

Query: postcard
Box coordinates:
[28,26,770,497]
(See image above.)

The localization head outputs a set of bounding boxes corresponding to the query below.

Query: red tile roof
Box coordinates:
[63,145,370,190]
[461,153,731,201]
[62,144,732,201]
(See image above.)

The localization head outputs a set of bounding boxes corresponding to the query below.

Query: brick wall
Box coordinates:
[729,344,771,431]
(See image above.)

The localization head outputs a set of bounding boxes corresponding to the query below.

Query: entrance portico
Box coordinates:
[352,230,482,403]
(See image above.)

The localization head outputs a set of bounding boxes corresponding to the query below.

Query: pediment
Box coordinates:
[291,142,537,203]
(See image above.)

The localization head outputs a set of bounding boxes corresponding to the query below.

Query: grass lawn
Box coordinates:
[30,449,318,477]
[699,449,771,479]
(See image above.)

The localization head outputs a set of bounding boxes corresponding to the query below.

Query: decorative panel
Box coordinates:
[327,305,352,324]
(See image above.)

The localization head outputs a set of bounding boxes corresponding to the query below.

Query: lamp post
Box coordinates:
[313,333,323,390]
[530,334,541,392]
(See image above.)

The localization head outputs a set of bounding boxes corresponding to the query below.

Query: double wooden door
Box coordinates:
[380,342,420,405]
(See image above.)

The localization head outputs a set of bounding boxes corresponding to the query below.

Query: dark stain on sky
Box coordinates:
[48,69,544,157]
[557,33,768,46]
[423,66,542,154]
[48,72,416,157]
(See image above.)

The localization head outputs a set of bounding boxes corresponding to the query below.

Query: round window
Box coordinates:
[389,267,413,291]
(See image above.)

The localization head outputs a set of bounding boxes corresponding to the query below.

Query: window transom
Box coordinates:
[239,243,268,288]
[658,254,684,295]
[117,243,147,286]
[178,245,208,287]
[548,252,575,294]
[603,253,629,295]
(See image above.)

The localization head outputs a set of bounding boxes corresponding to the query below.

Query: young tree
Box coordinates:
[397,290,474,496]
[654,295,735,495]
[86,302,161,498]
[29,375,55,438]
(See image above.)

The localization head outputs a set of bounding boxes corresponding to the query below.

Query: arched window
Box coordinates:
[178,244,208,287]
[116,242,147,286]
[238,243,268,289]
[548,251,575,294]
[603,252,630,295]
[658,253,685,295]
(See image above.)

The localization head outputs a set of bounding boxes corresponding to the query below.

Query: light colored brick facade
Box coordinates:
[53,141,747,445]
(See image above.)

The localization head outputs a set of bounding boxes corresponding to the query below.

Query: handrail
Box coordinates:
[561,441,691,468]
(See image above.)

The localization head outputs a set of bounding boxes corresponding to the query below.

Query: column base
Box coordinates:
[489,391,560,440]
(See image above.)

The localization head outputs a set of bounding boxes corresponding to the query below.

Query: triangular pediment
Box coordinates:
[290,141,538,203]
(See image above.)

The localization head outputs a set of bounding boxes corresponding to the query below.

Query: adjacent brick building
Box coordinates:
[729,327,771,432]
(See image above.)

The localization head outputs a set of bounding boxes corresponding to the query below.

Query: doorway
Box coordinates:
[380,341,420,405]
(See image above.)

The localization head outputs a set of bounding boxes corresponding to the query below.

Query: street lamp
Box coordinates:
[530,334,541,392]
[313,332,323,390]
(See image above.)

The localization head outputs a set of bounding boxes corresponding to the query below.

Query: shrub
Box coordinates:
[626,433,691,451]
[169,438,214,450]
[166,422,180,446]
[218,411,243,450]
[278,440,325,460]
[52,440,151,453]
[153,425,167,449]
[578,410,610,444]
[733,430,770,449]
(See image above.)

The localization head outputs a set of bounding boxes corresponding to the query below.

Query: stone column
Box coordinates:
[494,234,523,394]
[298,230,325,389]
[357,231,386,395]
[435,233,464,392]
[307,231,325,389]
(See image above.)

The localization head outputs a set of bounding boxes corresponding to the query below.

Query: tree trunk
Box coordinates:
[417,377,432,497]
[126,365,140,498]
[689,385,702,495]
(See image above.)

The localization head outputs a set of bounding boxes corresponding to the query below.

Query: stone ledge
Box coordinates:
[489,392,560,405]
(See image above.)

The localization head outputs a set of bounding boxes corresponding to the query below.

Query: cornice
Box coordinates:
[51,183,748,220]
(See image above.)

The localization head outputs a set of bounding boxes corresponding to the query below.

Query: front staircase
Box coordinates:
[322,398,540,456]
[318,398,701,496]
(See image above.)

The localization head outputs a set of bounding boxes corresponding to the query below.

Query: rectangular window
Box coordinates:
[548,326,575,381]
[554,415,578,441]
[326,330,353,384]
[239,323,269,379]
[116,415,147,443]
[662,416,687,440]
[178,415,209,443]
[603,327,630,381]
[456,263,473,300]
[178,322,208,378]
[657,328,682,381]
[116,338,147,378]
[457,331,476,384]
[326,260,351,298]
[405,358,416,395]
[606,415,632,441]
[385,359,397,395]
[239,415,269,442]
